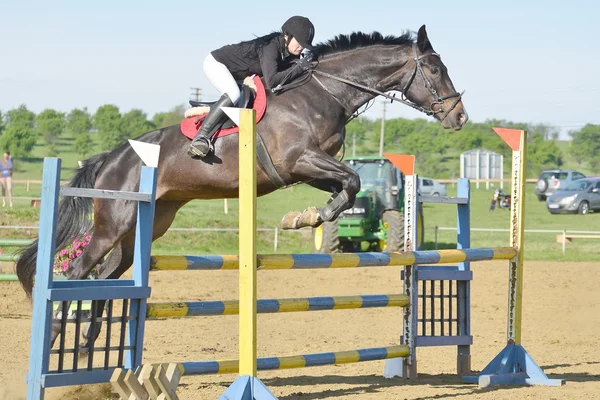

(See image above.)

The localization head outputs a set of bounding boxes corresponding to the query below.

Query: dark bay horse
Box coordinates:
[17,25,467,346]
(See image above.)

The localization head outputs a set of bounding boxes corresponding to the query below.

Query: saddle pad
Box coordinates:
[180,75,267,140]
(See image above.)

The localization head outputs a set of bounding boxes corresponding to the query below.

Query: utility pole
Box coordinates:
[379,101,386,156]
[352,133,356,157]
[190,87,202,102]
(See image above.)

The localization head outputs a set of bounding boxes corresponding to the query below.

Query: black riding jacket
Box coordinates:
[211,33,304,89]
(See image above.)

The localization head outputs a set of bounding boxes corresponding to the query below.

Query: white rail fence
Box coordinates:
[2,225,598,256]
[0,225,310,253]
[434,226,600,256]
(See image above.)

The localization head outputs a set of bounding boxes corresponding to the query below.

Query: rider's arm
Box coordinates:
[259,41,304,89]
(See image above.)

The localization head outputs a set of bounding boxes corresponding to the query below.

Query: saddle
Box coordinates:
[180,75,267,140]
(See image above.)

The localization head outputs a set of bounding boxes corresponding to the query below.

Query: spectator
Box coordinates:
[0,152,13,208]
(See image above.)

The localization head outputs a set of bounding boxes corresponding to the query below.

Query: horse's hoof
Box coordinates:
[280,211,301,230]
[280,206,321,229]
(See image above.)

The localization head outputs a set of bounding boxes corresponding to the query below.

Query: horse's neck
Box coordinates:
[317,45,412,115]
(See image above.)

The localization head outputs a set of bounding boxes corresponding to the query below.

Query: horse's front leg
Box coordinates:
[280,149,360,229]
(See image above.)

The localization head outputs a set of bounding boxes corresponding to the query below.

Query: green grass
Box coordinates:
[2,182,598,261]
[2,134,598,262]
[421,182,600,261]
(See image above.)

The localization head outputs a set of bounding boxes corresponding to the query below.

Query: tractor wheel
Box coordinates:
[379,210,405,252]
[378,208,425,252]
[312,221,342,253]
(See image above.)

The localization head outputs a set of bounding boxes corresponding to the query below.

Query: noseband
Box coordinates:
[312,43,464,121]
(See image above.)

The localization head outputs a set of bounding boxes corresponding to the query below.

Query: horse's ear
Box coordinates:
[417,25,434,53]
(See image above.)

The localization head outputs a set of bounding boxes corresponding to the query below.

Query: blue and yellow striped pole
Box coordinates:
[173,345,410,376]
[150,247,517,271]
[146,294,409,318]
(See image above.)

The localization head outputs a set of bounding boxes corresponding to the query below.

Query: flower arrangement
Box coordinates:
[53,234,99,278]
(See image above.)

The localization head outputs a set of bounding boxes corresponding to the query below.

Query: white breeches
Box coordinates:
[203,54,241,104]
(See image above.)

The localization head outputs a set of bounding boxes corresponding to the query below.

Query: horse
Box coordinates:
[17,25,468,347]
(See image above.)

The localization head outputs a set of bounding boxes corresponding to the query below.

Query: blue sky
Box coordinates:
[1,1,597,139]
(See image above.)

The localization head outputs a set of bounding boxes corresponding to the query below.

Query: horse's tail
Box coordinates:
[16,152,109,297]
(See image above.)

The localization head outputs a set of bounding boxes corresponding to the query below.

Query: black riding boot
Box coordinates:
[188,93,234,158]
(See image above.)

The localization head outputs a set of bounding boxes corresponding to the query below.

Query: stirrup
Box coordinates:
[188,137,213,158]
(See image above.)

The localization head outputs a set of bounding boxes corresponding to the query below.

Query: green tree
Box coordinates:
[0,111,5,135]
[152,105,187,129]
[569,124,600,169]
[0,124,37,157]
[67,108,93,157]
[67,108,92,136]
[527,132,563,175]
[94,105,123,151]
[1,105,37,157]
[121,109,154,139]
[37,109,66,156]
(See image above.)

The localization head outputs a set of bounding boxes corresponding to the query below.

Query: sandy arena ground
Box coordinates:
[0,260,599,400]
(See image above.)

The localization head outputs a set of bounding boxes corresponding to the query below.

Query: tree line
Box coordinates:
[0,103,598,178]
[346,117,600,178]
[0,104,186,158]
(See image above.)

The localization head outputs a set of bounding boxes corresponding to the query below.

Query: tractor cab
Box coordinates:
[313,156,424,253]
[344,156,404,216]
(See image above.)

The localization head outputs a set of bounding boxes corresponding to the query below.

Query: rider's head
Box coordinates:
[282,16,315,55]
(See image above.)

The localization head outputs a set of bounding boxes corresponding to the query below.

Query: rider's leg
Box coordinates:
[188,54,240,158]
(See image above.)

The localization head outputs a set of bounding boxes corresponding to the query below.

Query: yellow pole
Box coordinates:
[238,109,257,376]
[507,130,527,345]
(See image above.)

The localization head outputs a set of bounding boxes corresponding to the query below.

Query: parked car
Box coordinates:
[419,177,447,197]
[535,169,586,201]
[546,178,600,214]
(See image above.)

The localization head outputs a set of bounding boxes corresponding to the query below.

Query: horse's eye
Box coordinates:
[430,67,439,75]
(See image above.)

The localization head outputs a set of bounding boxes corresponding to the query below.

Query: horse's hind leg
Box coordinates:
[281,149,360,229]
[79,200,186,349]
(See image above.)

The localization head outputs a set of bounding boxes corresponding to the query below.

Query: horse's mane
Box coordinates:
[314,31,414,57]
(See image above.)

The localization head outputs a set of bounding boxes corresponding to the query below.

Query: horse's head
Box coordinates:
[311,28,468,130]
[399,25,468,130]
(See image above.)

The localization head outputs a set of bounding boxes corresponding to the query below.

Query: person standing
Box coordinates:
[0,152,13,208]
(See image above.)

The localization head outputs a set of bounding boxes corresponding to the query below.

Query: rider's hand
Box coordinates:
[296,56,312,71]
[301,49,314,62]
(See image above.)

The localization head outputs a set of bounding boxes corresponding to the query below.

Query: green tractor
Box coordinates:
[313,156,424,253]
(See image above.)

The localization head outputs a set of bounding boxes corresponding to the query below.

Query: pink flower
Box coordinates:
[72,240,80,248]
[60,249,68,256]
[85,235,92,241]
[75,250,83,257]
[69,253,75,259]
[61,260,69,269]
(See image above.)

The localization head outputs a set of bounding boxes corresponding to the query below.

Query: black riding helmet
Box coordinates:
[282,16,315,51]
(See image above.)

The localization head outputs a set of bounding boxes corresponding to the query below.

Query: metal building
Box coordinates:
[460,149,504,189]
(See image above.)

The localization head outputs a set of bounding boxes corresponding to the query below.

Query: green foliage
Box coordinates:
[152,104,187,129]
[0,105,37,157]
[121,109,155,139]
[344,116,575,179]
[66,108,93,158]
[0,124,37,157]
[527,132,563,175]
[66,108,92,136]
[36,109,66,155]
[93,105,123,151]
[74,132,93,158]
[6,104,36,128]
[569,124,600,169]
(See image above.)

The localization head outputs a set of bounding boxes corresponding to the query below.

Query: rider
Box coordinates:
[188,16,316,158]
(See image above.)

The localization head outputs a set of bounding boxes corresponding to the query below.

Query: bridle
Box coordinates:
[311,43,464,122]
